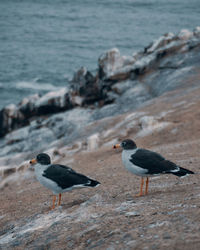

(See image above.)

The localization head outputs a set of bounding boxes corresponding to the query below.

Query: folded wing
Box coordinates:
[43,164,99,189]
[130,149,179,175]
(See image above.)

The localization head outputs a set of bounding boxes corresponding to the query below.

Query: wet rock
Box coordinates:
[71,67,95,95]
[18,88,73,118]
[71,66,117,106]
[19,94,40,116]
[0,89,73,139]
[70,66,102,105]
[71,67,106,105]
[98,48,136,81]
[0,106,93,162]
[71,95,84,106]
[33,88,72,114]
[97,27,200,83]
[177,29,193,40]
[1,27,200,139]
[18,89,73,117]
[194,26,200,37]
[98,48,134,80]
[0,104,25,137]
[144,32,175,54]
[0,27,200,179]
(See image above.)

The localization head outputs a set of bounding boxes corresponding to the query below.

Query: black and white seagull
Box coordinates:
[113,139,194,197]
[30,153,100,209]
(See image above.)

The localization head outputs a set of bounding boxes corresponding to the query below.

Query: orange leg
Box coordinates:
[58,193,62,206]
[51,195,56,210]
[136,177,144,197]
[145,177,149,195]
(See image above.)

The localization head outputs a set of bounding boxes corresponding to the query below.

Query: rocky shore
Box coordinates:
[0,27,200,249]
[0,27,200,175]
[1,27,200,139]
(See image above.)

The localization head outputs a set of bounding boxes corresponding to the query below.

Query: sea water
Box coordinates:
[0,0,199,109]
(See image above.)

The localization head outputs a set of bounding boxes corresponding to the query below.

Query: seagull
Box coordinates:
[30,153,100,209]
[113,139,194,197]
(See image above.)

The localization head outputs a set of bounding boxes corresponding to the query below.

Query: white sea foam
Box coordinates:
[15,81,60,91]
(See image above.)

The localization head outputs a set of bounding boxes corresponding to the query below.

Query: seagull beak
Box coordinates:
[112,143,121,149]
[30,158,37,165]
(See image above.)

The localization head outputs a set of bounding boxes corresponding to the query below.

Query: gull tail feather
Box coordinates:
[171,166,194,177]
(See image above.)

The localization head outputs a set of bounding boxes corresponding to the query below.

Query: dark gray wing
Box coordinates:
[130,149,178,174]
[43,164,93,189]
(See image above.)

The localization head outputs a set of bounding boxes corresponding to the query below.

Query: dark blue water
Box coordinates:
[0,0,199,109]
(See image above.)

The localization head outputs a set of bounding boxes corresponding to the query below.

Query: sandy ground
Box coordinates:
[0,75,200,249]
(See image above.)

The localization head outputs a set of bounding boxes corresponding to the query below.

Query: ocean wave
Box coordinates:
[15,81,61,91]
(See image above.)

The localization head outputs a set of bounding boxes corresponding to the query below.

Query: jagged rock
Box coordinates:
[0,107,93,158]
[19,94,40,116]
[0,27,200,140]
[0,104,25,137]
[98,48,135,80]
[33,88,72,114]
[194,26,200,37]
[71,67,115,105]
[18,89,73,117]
[71,95,84,106]
[1,27,200,250]
[177,29,193,40]
[71,67,102,105]
[71,67,95,95]
[144,32,175,54]
[99,27,200,82]
[0,89,73,138]
[98,48,124,79]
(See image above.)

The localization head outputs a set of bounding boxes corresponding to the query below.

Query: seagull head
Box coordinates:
[113,139,137,150]
[30,153,51,165]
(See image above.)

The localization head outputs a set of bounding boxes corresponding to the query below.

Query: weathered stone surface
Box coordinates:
[98,48,135,80]
[144,32,175,54]
[18,94,40,116]
[1,27,200,250]
[0,89,73,138]
[194,26,200,37]
[0,27,200,176]
[71,67,96,95]
[1,83,200,249]
[33,88,72,114]
[0,104,25,137]
[177,29,193,40]
[70,67,114,105]
[98,27,200,82]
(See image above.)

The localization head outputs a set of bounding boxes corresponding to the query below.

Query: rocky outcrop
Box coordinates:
[0,90,73,137]
[0,104,26,137]
[1,80,200,249]
[98,48,136,80]
[98,27,200,82]
[70,67,104,105]
[1,26,200,250]
[0,27,200,138]
[70,66,118,106]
